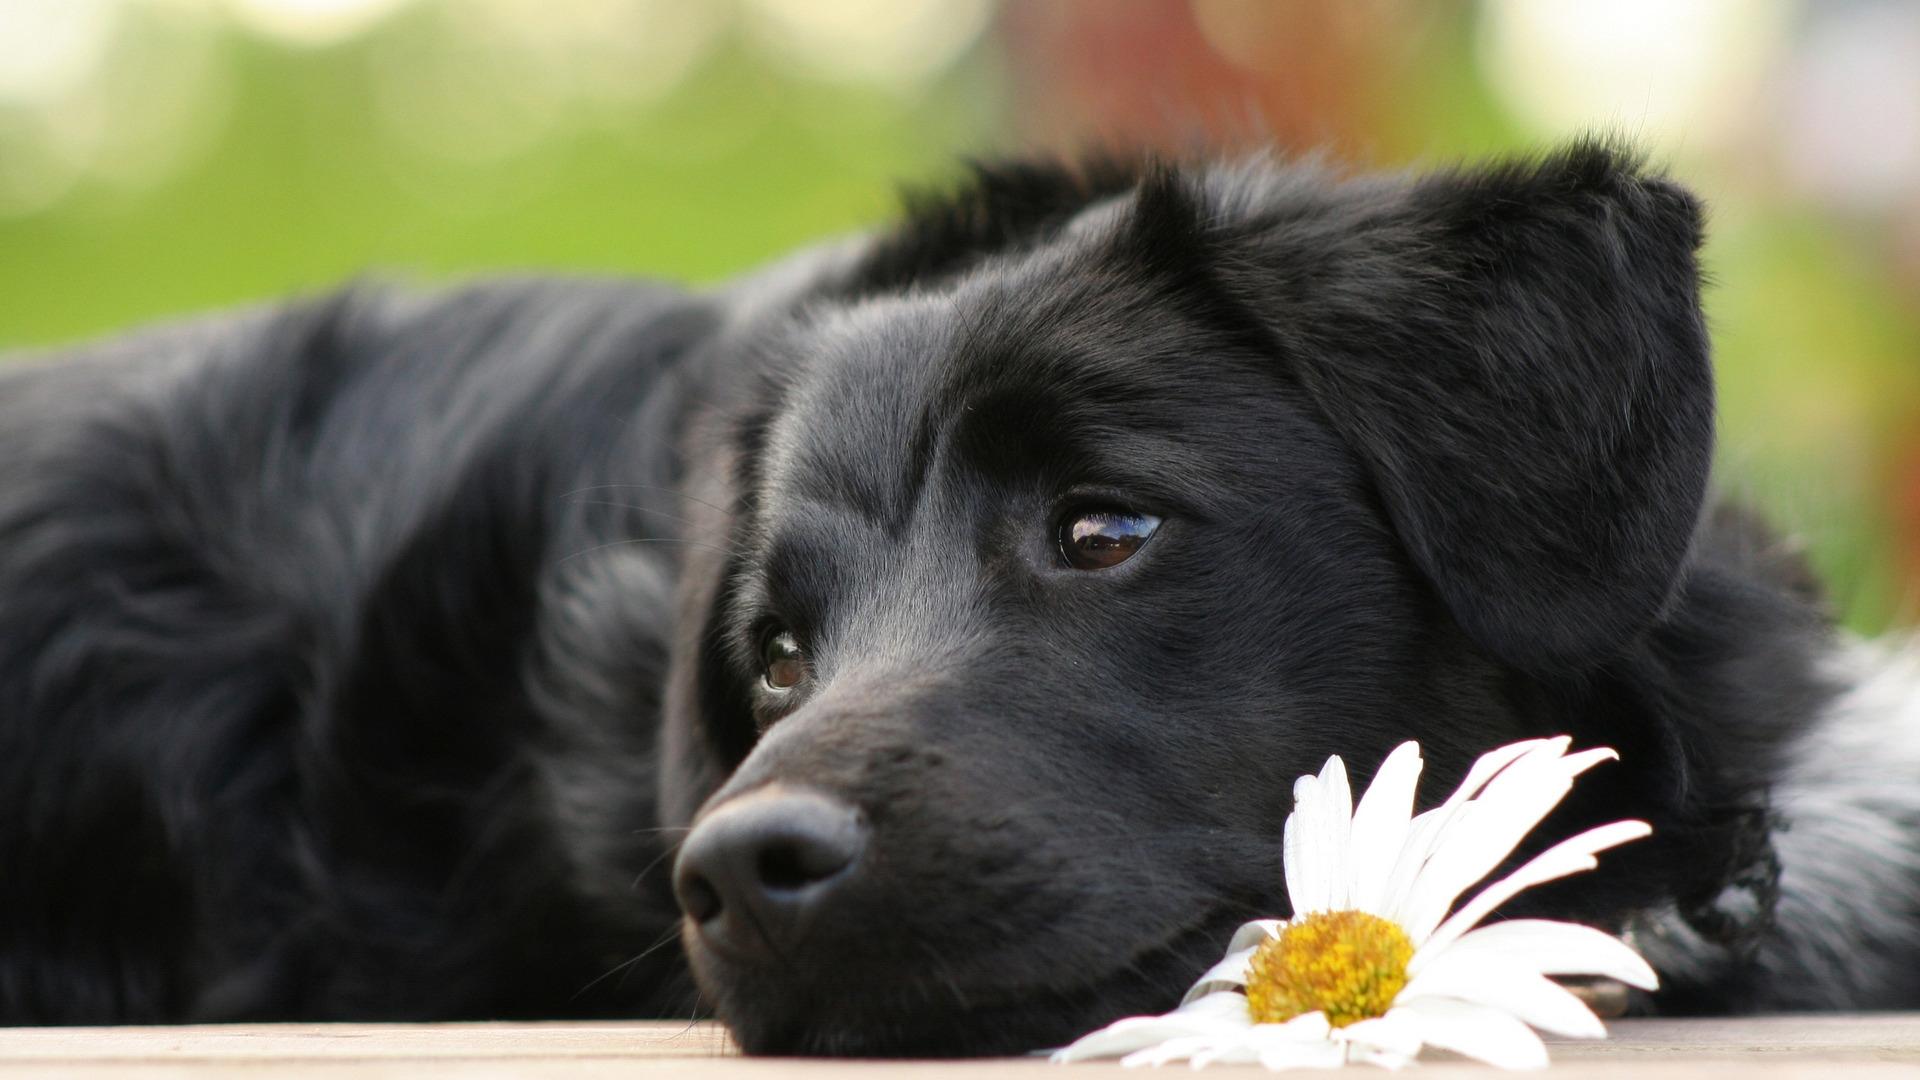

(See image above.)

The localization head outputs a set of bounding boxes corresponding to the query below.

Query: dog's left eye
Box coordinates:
[761,630,807,691]
[1059,509,1161,570]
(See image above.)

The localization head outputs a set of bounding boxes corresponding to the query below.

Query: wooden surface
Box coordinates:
[2,1015,1918,1078]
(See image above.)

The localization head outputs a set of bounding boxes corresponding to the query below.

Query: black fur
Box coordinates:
[1,140,1913,1052]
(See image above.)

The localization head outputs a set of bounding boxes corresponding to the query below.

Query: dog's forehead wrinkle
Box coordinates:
[812,525,994,667]
[741,468,996,656]
[759,299,972,533]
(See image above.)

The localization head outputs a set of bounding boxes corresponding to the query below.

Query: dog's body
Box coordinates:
[2,143,1919,1053]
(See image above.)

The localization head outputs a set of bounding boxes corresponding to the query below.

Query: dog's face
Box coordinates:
[658,146,1715,1054]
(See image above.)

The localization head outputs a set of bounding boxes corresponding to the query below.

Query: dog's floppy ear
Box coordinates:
[1217,142,1714,671]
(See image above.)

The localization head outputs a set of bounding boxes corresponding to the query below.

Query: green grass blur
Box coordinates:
[2,0,1916,633]
[0,5,999,347]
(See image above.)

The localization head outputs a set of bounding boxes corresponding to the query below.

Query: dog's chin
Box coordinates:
[688,914,1240,1058]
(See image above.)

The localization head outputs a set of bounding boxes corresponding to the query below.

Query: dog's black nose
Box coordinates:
[673,786,867,957]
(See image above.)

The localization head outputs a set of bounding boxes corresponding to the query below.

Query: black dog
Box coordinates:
[3,140,1918,1054]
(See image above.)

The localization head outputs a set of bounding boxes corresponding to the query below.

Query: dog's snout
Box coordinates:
[673,786,867,957]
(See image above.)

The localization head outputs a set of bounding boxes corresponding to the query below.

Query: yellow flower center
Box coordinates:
[1244,910,1415,1028]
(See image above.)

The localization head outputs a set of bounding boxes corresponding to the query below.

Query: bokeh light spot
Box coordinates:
[224,0,415,47]
[0,0,120,105]
[743,0,992,89]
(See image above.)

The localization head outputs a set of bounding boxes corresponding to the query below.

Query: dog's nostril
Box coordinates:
[756,833,853,892]
[679,870,722,923]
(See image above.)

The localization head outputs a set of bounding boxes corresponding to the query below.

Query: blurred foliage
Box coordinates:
[2,0,1917,633]
[0,1,1000,345]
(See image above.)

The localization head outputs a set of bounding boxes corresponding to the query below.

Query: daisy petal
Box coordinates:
[1048,993,1251,1063]
[1378,739,1554,925]
[1255,1038,1346,1071]
[1318,756,1354,911]
[1266,1010,1333,1041]
[1225,918,1288,955]
[1346,741,1423,916]
[1246,1013,1342,1069]
[1379,804,1453,925]
[1347,1045,1416,1070]
[1285,775,1321,915]
[1436,919,1659,990]
[1398,740,1596,936]
[1400,953,1606,1038]
[1053,1024,1187,1064]
[1186,1042,1258,1068]
[1430,738,1560,818]
[1181,920,1289,1004]
[1399,743,1619,940]
[1336,1013,1424,1060]
[1164,1011,1335,1068]
[1177,990,1259,1023]
[1391,997,1551,1070]
[1119,1034,1222,1068]
[1419,820,1652,959]
[1180,946,1256,1003]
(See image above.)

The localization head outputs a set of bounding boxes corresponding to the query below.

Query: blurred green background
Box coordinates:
[2,0,1918,631]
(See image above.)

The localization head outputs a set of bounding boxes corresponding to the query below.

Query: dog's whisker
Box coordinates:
[562,501,715,538]
[631,837,687,892]
[733,895,797,976]
[562,509,754,558]
[913,937,971,1012]
[573,926,684,1001]
[557,482,733,519]
[554,536,748,566]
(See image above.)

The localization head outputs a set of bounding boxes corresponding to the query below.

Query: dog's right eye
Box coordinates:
[1059,509,1161,570]
[761,630,807,691]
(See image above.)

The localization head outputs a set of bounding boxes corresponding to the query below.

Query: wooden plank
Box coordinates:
[1556,1014,1920,1061]
[0,1016,1915,1077]
[0,1021,734,1062]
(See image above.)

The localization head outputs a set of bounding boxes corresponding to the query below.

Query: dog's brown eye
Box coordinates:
[761,630,807,691]
[1059,510,1161,570]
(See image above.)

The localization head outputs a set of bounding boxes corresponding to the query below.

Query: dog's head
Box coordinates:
[658,143,1713,1054]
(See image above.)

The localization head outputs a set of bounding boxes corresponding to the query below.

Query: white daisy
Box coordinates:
[1051,737,1658,1071]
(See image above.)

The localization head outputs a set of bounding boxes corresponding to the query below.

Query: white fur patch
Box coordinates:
[1761,636,1920,1004]
[1637,636,1920,1006]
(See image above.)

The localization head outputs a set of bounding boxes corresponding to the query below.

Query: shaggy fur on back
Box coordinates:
[1,140,1917,1053]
